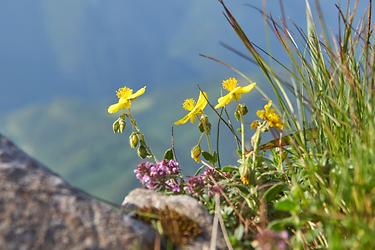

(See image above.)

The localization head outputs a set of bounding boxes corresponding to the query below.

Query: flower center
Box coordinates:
[183,98,196,111]
[222,77,238,91]
[116,86,133,99]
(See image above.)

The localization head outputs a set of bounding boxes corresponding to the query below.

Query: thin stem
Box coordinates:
[216,108,223,168]
[206,133,213,155]
[240,115,246,163]
[198,132,204,145]
[197,84,241,146]
[224,107,242,149]
[127,110,158,162]
[210,193,220,250]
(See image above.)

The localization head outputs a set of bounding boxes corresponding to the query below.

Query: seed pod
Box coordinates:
[191,145,201,163]
[129,132,139,149]
[137,145,149,159]
[198,115,211,134]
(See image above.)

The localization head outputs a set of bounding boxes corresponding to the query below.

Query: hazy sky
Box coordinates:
[0,0,372,112]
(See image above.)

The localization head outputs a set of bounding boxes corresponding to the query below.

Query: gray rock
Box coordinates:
[0,134,157,250]
[123,189,226,250]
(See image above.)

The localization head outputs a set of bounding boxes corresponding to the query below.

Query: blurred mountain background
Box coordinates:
[0,0,371,203]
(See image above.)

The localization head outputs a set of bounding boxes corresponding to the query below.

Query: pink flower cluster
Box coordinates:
[184,167,223,196]
[134,160,182,193]
[135,160,228,196]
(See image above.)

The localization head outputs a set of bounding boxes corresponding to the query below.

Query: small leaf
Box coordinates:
[202,151,217,165]
[275,198,297,212]
[269,217,295,230]
[213,151,218,163]
[234,224,244,240]
[263,183,288,202]
[202,151,212,161]
[163,148,174,160]
[222,165,237,172]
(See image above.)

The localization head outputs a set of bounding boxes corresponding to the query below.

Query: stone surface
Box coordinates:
[0,134,157,250]
[123,188,226,250]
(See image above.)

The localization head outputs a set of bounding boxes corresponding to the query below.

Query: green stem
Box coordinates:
[205,132,216,168]
[224,108,242,149]
[240,115,246,163]
[196,85,241,146]
[216,108,223,168]
[206,133,213,155]
[198,133,204,145]
[127,111,158,162]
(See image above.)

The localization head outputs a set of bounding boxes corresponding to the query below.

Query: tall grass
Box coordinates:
[218,0,375,248]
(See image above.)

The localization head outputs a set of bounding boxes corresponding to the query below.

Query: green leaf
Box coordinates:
[221,165,237,173]
[263,183,288,202]
[275,198,297,212]
[234,224,244,241]
[202,151,217,165]
[202,151,212,161]
[268,217,295,230]
[213,151,218,163]
[163,148,174,160]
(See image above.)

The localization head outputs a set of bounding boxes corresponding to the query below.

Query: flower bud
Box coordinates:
[235,104,248,120]
[112,120,120,133]
[198,115,211,134]
[129,132,139,149]
[118,117,126,134]
[250,120,260,129]
[191,145,201,163]
[137,145,149,159]
[240,175,249,185]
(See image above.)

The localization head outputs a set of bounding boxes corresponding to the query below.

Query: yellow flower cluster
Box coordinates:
[175,91,208,125]
[175,77,256,125]
[256,100,283,129]
[108,86,146,114]
[215,77,256,109]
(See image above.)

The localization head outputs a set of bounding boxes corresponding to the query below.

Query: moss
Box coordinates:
[136,206,202,246]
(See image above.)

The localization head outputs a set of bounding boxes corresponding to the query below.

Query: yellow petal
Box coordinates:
[129,86,146,99]
[237,82,256,94]
[195,91,208,111]
[189,115,197,124]
[264,100,272,111]
[175,113,192,125]
[256,110,266,120]
[118,98,132,108]
[108,103,123,114]
[215,93,233,109]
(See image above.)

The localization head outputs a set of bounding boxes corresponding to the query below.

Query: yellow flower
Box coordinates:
[108,86,146,114]
[175,91,208,125]
[215,77,256,109]
[256,100,283,129]
[241,175,249,185]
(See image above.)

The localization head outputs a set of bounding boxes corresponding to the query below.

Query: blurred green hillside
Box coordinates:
[0,85,243,203]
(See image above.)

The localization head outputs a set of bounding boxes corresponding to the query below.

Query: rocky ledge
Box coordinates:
[0,134,223,250]
[0,134,156,249]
